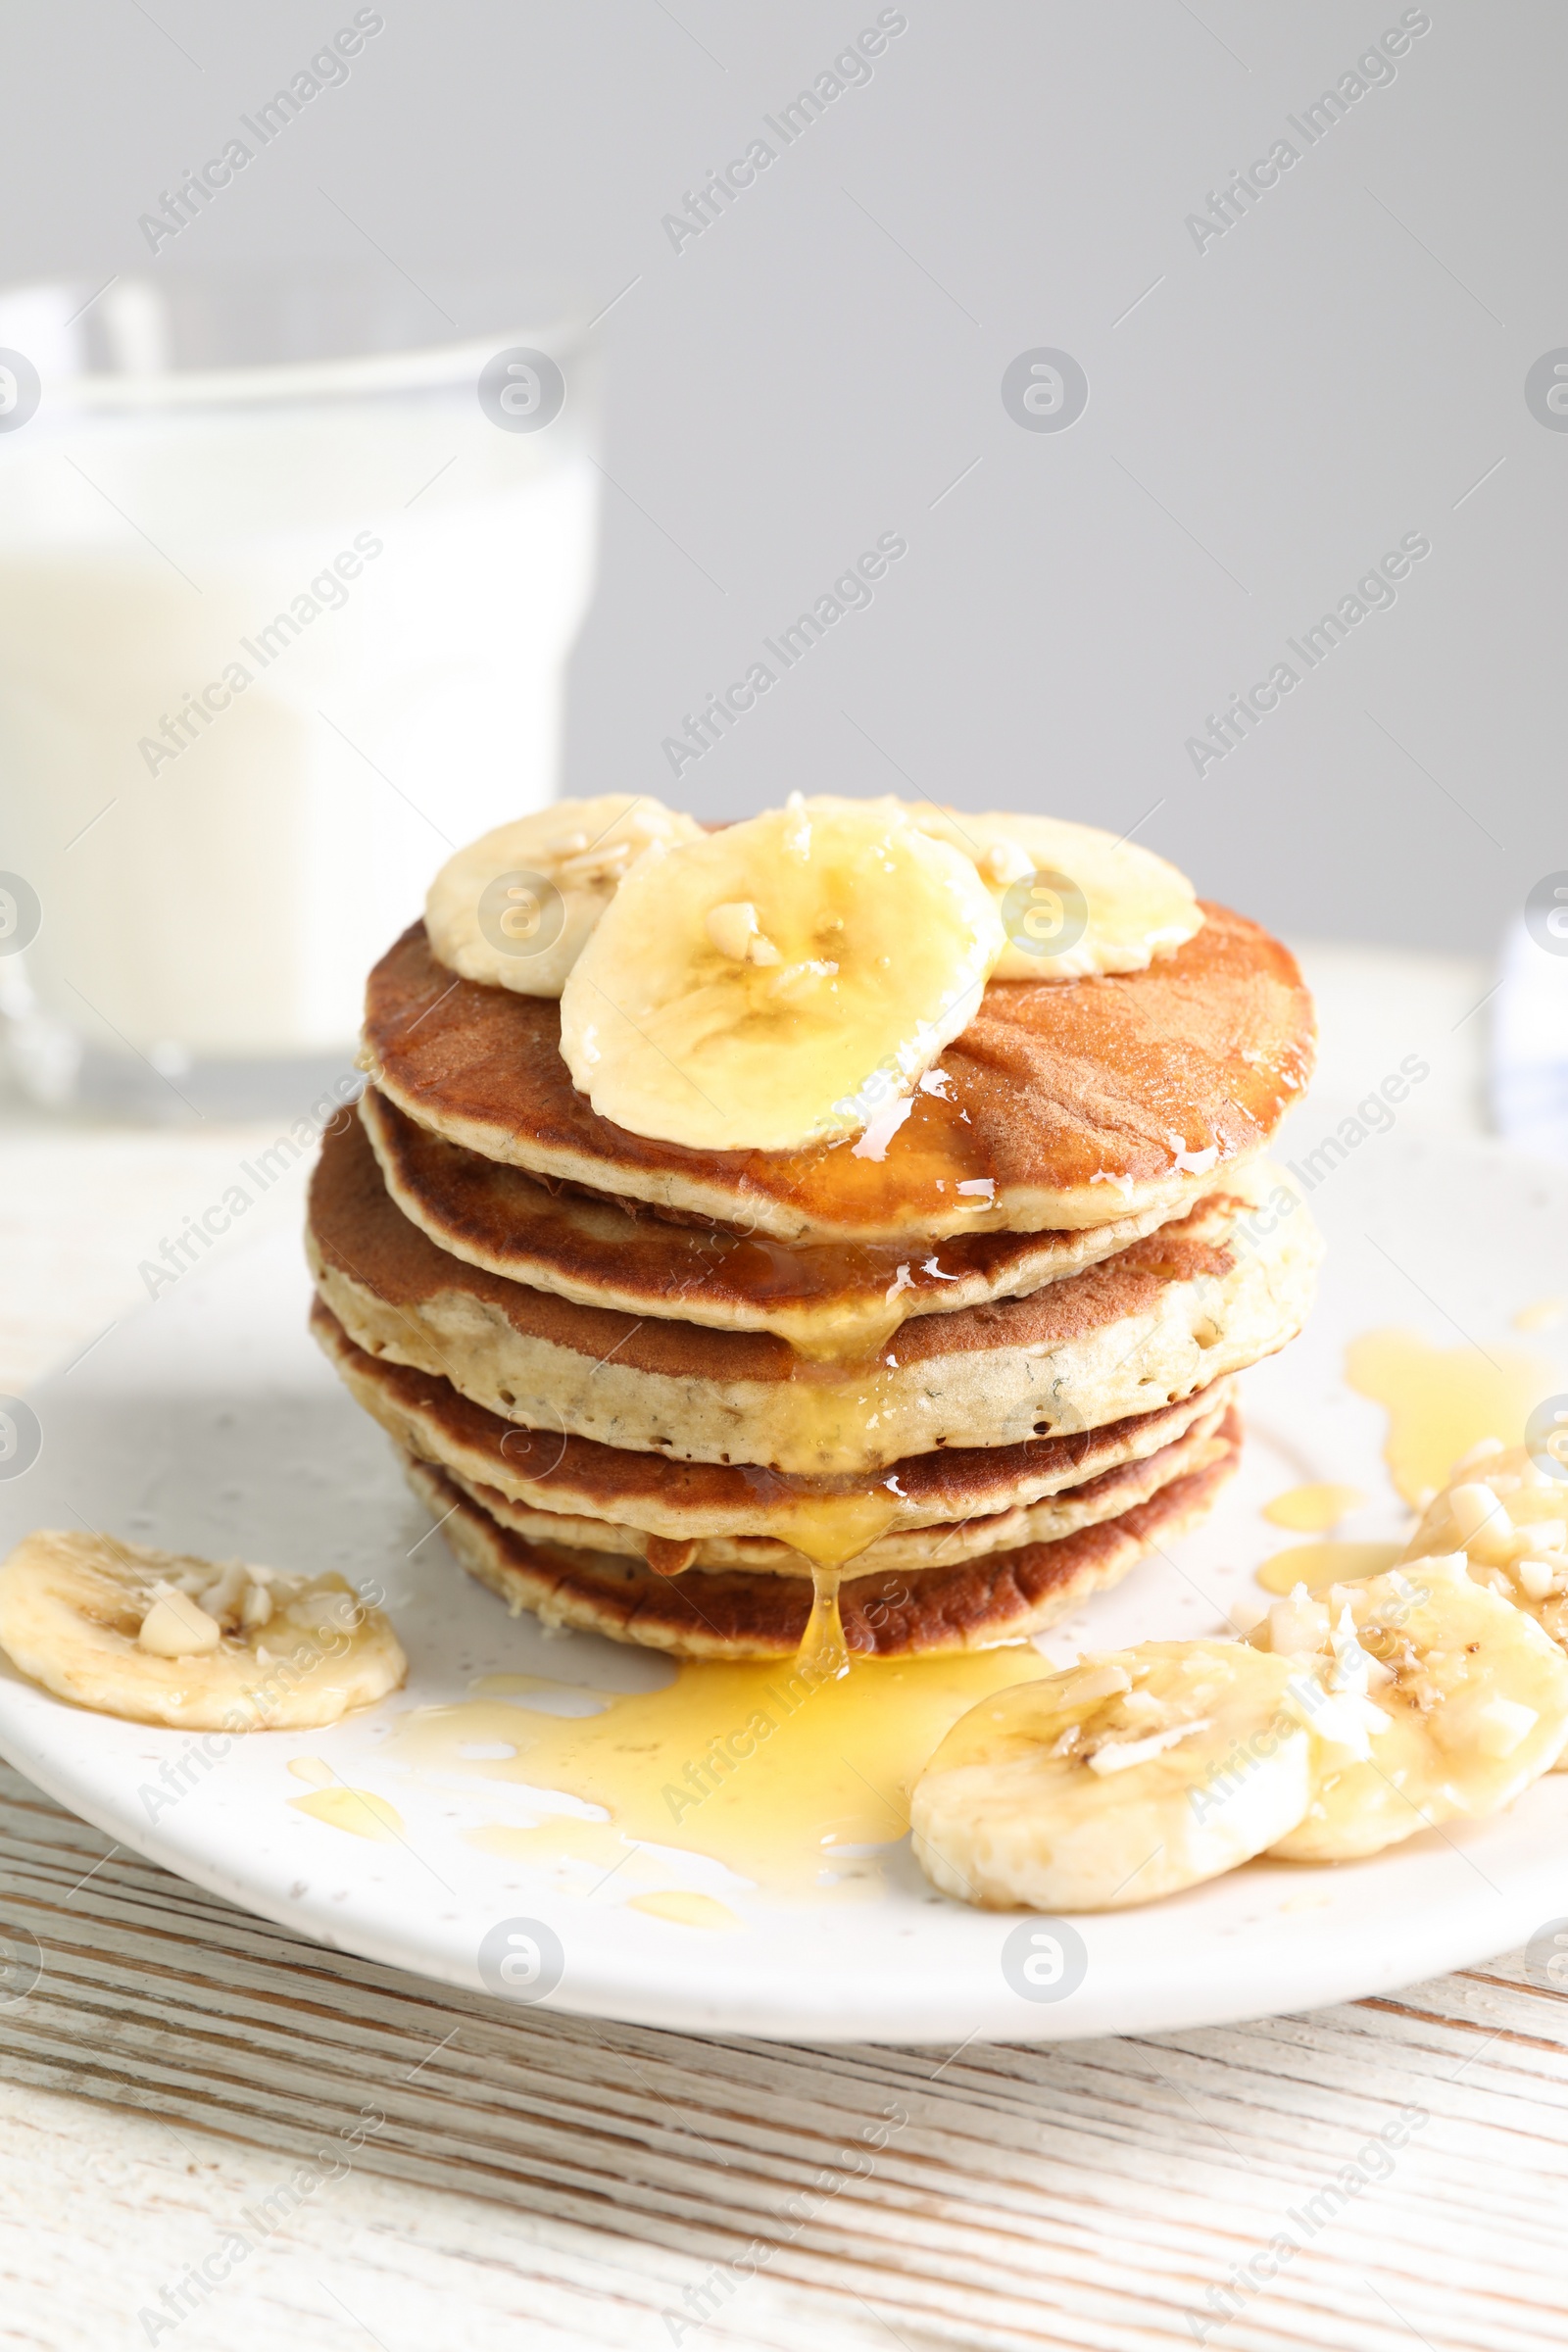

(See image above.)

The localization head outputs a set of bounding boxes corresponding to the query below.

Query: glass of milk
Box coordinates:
[0,270,598,1117]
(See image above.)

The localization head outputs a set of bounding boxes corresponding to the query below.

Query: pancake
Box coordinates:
[439,1396,1237,1575]
[361,904,1314,1243]
[360,1083,1257,1359]
[308,1106,1320,1472]
[402,1430,1243,1658]
[312,1296,1234,1546]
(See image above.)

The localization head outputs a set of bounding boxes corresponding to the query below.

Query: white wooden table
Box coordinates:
[4,943,1562,2352]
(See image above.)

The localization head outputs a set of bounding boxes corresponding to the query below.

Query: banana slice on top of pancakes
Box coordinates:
[804,796,1203,980]
[558,796,1006,1153]
[425,794,704,998]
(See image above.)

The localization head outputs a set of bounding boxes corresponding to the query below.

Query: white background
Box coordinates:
[2,0,1562,950]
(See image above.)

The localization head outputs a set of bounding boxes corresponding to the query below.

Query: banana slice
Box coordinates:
[1400,1442,1568,1759]
[425,795,704,997]
[910,1642,1312,1911]
[806,798,1201,980]
[0,1529,407,1731]
[558,796,1005,1153]
[1249,1553,1568,1861]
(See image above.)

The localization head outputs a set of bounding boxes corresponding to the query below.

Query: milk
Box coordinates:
[0,357,597,1075]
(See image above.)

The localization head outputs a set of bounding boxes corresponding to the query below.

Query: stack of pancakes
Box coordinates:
[307,902,1320,1661]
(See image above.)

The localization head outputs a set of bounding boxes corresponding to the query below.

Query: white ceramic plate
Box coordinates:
[2,1132,1566,2043]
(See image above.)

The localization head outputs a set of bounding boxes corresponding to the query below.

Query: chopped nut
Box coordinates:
[1475,1696,1539,1758]
[241,1581,274,1630]
[706,902,780,962]
[1086,1719,1210,1775]
[981,836,1033,886]
[1267,1589,1331,1657]
[1510,1520,1567,1557]
[558,842,636,890]
[196,1559,248,1627]
[1447,1482,1513,1560]
[1516,1558,1560,1603]
[766,957,838,1002]
[138,1586,223,1658]
[1066,1660,1134,1706]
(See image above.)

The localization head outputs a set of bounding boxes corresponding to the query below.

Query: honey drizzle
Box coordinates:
[763,1082,1004,1240]
[739,1347,912,1677]
[714,1234,926,1362]
[773,1486,905,1682]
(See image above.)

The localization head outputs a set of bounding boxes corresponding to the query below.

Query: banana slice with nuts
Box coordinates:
[1402,1438,1568,1639]
[559,796,1005,1152]
[1249,1554,1568,1861]
[1399,1441,1568,1761]
[910,1642,1313,1910]
[425,795,704,997]
[0,1529,406,1731]
[806,797,1202,980]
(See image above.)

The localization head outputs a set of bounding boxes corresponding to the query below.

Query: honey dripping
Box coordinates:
[728,1099,1002,1670]
[743,1343,913,1680]
[631,1355,906,1676]
[656,1085,1001,1678]
[717,1232,922,1362]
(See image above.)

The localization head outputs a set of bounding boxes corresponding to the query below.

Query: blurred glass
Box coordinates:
[0,268,598,1118]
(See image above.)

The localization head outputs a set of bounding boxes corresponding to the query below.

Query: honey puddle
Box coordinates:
[629,1890,742,1932]
[1254,1541,1405,1596]
[1262,1483,1366,1534]
[1345,1329,1558,1505]
[286,1754,407,1840]
[290,1788,407,1840]
[384,1649,1052,1899]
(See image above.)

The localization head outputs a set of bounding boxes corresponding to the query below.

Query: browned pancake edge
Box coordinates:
[362,903,1314,1241]
[359,1081,1259,1344]
[402,1425,1242,1658]
[439,1396,1238,1576]
[311,1102,1258,1387]
[312,1292,1235,1540]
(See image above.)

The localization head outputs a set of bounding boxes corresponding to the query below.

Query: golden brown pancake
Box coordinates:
[360,1083,1256,1358]
[313,1295,1233,1545]
[362,904,1314,1243]
[441,1399,1236,1576]
[402,1426,1242,1658]
[308,1105,1319,1471]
